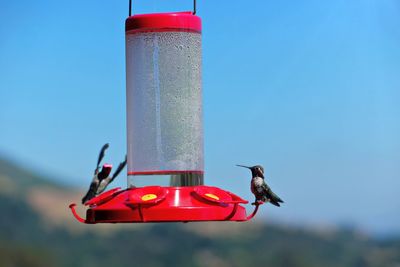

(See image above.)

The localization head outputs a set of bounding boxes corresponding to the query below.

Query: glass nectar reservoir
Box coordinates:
[125,13,203,187]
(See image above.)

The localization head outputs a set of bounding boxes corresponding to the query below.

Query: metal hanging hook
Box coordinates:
[128,0,197,16]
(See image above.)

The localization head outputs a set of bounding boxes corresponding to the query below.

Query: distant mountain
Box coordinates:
[0,156,399,267]
[0,156,84,230]
[0,155,62,193]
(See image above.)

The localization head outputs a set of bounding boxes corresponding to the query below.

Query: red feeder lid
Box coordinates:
[126,12,202,33]
[69,185,263,224]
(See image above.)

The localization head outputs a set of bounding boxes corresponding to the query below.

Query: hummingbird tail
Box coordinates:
[270,200,281,207]
[268,194,284,207]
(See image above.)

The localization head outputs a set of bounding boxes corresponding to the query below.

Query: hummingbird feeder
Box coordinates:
[69,0,261,223]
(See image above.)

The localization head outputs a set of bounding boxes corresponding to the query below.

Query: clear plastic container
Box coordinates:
[126,25,203,187]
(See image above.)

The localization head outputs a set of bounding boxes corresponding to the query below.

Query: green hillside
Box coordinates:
[0,155,65,193]
[0,156,399,267]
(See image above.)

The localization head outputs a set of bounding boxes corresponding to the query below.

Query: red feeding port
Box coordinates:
[69,186,261,223]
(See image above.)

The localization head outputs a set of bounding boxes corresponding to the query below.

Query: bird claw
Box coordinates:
[251,201,264,206]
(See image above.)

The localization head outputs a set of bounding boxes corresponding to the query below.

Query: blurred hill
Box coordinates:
[0,156,399,267]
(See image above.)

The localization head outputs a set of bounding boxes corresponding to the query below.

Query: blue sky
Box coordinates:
[1,0,399,235]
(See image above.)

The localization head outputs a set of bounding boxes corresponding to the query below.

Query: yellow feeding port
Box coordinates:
[141,194,157,201]
[205,193,219,200]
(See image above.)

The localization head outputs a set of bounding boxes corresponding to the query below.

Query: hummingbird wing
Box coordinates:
[109,156,127,183]
[95,143,109,175]
[262,180,284,207]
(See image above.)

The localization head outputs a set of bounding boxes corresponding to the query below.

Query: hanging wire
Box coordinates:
[128,0,196,16]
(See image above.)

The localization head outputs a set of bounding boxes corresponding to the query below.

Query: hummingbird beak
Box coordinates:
[236,164,251,169]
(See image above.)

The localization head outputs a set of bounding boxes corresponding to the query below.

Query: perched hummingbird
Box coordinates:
[236,164,284,207]
[81,144,127,204]
[96,155,127,195]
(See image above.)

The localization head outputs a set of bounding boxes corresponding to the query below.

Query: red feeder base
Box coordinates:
[69,185,261,223]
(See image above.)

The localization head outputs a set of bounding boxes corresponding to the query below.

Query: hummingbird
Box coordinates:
[236,164,284,207]
[96,155,127,195]
[81,143,127,204]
